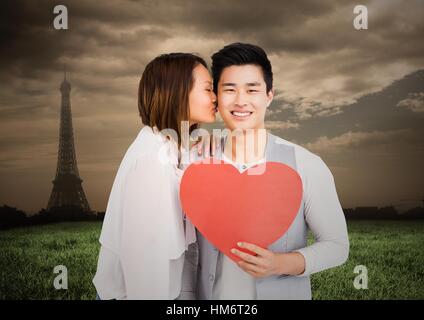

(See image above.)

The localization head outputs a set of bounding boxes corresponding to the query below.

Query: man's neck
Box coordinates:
[224,128,268,164]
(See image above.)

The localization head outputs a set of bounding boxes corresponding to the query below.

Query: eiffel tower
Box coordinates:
[47,71,91,213]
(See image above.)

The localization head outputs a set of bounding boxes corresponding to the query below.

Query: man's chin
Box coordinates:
[223,119,265,133]
[225,124,254,132]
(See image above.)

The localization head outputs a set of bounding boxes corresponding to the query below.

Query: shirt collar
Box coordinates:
[221,152,266,173]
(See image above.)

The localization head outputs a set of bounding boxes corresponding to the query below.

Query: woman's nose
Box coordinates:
[211,92,217,103]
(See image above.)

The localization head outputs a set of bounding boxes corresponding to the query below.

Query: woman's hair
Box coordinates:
[138,53,208,147]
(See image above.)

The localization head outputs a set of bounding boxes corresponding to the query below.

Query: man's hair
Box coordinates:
[138,52,206,147]
[211,42,273,94]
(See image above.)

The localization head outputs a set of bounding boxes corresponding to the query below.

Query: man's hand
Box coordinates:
[231,242,306,278]
[231,242,285,278]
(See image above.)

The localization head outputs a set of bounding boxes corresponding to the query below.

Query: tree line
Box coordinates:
[0,204,423,230]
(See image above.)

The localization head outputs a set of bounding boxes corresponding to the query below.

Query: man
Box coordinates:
[195,43,349,300]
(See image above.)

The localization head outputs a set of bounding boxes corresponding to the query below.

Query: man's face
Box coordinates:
[217,64,273,131]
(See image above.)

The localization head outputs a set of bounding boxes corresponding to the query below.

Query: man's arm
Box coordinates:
[292,155,349,277]
[232,155,349,278]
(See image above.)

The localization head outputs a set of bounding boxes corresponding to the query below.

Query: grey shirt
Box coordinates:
[195,132,350,300]
[211,155,265,300]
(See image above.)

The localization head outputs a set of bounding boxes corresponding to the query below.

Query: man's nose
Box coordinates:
[235,91,248,107]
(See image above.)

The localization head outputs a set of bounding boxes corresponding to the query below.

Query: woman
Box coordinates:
[93,53,217,299]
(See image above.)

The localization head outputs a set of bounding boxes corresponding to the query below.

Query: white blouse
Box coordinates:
[93,125,196,299]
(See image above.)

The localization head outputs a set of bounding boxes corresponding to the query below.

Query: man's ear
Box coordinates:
[266,88,274,108]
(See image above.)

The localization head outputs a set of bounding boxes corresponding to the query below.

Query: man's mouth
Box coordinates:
[230,110,253,119]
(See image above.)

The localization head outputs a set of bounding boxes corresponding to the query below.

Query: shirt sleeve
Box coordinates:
[293,155,350,277]
[119,154,186,299]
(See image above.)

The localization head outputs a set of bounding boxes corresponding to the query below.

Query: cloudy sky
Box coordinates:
[0,0,423,213]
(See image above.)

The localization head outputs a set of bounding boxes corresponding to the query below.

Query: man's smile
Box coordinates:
[230,110,253,120]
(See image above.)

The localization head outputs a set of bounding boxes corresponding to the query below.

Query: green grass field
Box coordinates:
[0,220,423,300]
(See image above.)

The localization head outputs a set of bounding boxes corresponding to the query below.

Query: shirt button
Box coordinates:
[209,275,215,282]
[242,165,247,169]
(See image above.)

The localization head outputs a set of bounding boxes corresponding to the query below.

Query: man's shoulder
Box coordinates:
[270,133,321,164]
[270,133,333,182]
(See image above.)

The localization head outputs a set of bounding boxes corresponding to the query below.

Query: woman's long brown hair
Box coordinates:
[138,53,207,147]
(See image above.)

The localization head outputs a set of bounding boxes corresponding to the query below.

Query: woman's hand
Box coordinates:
[231,242,306,278]
[194,133,221,158]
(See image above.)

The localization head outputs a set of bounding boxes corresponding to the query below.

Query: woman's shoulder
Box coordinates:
[119,126,181,179]
[119,126,163,164]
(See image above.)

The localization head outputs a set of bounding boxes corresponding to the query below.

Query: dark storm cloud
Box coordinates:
[0,0,423,211]
[277,71,424,141]
[1,0,423,97]
[0,0,340,77]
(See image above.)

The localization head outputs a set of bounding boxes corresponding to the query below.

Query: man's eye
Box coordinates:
[224,89,235,92]
[248,90,258,93]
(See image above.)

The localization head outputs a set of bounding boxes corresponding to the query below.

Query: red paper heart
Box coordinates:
[180,158,303,262]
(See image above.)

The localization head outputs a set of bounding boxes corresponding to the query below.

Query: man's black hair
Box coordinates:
[211,42,273,94]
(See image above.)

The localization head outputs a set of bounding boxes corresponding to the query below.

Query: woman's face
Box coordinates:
[189,64,217,125]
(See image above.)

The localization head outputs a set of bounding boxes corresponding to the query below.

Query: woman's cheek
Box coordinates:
[204,93,212,106]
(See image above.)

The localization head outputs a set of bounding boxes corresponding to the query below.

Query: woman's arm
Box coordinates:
[119,154,186,299]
